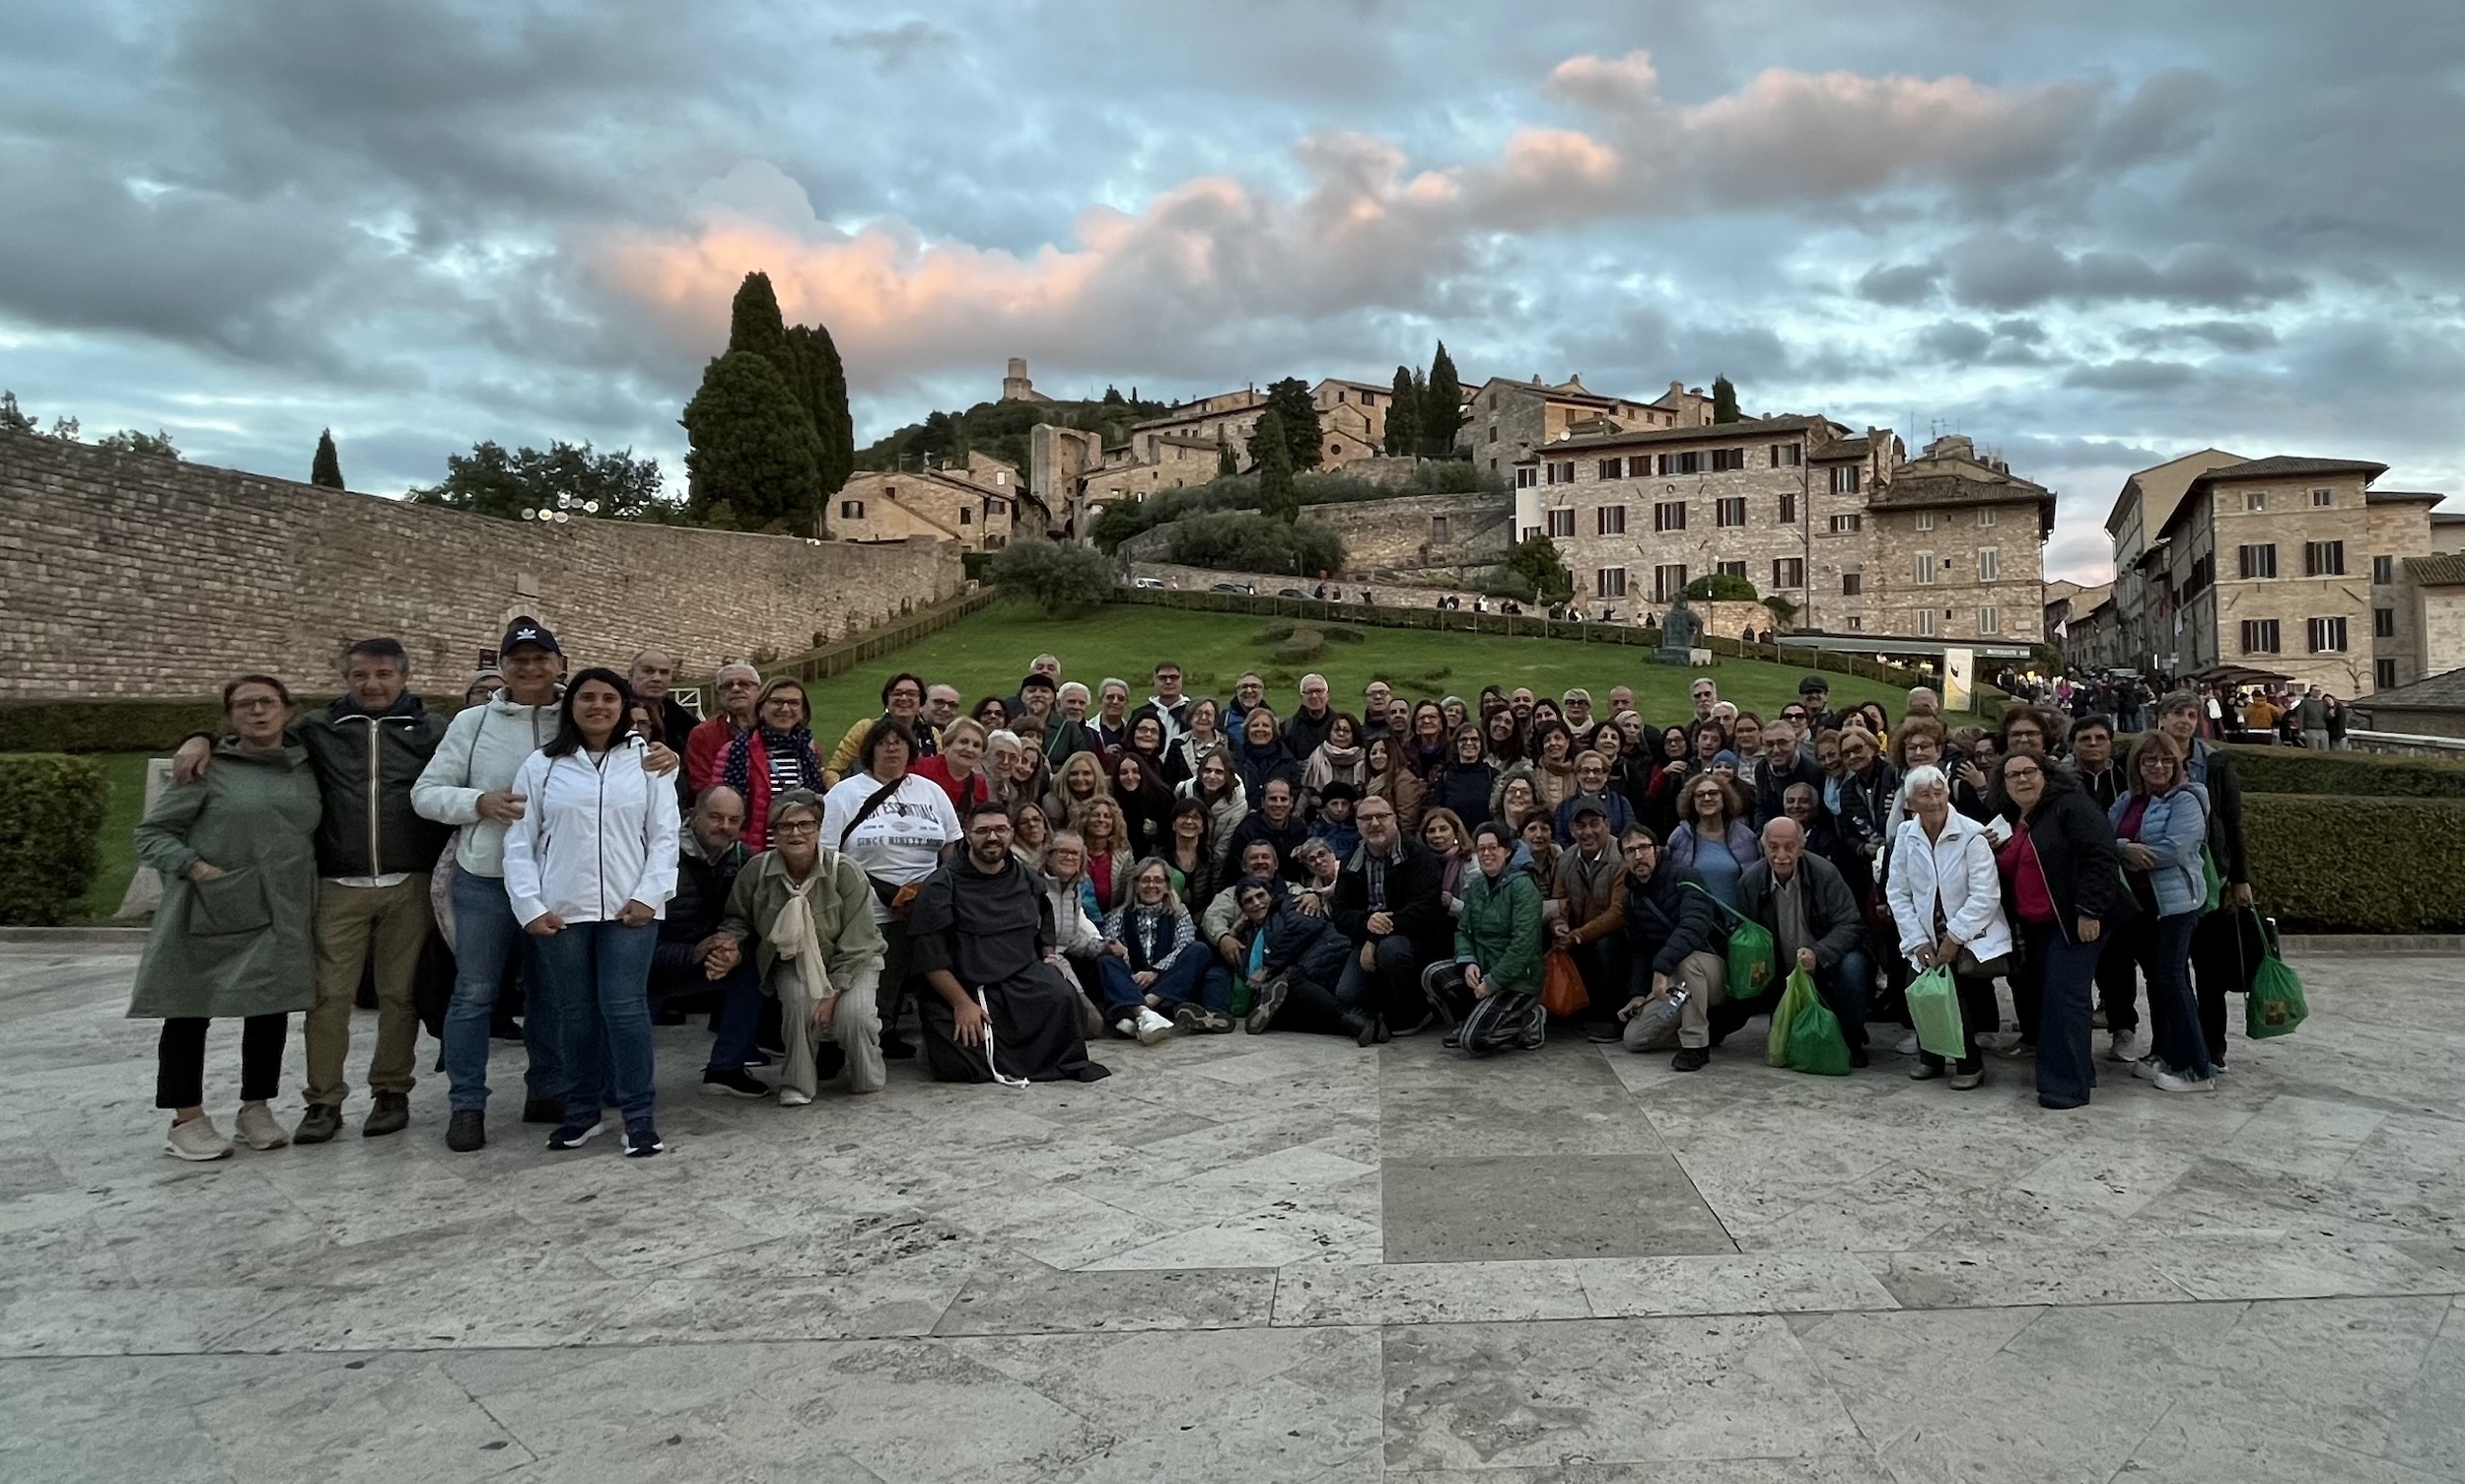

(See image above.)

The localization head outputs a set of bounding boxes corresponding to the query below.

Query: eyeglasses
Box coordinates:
[1624,841,1656,854]
[773,819,821,836]
[230,695,285,711]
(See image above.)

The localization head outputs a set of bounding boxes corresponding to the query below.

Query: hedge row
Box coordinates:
[0,695,467,754]
[0,754,107,925]
[2244,794,2465,933]
[2225,743,2465,799]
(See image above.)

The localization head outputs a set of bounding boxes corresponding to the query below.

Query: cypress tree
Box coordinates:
[1258,377,1321,469]
[1424,341,1463,456]
[785,323,855,492]
[311,428,344,488]
[1712,375,1741,424]
[1383,365,1422,457]
[1253,409,1298,524]
[680,350,824,533]
[726,271,791,371]
[1217,433,1237,478]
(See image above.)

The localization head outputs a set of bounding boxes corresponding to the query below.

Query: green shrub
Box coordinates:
[0,695,469,753]
[1251,624,1299,644]
[988,540,1115,615]
[1685,573,1759,601]
[1163,512,1344,576]
[1273,628,1326,663]
[0,754,107,924]
[2244,794,2465,932]
[2225,744,2465,799]
[1322,625,1366,644]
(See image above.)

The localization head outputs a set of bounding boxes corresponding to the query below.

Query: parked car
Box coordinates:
[1276,588,1309,599]
[1130,576,1165,590]
[1209,581,1254,595]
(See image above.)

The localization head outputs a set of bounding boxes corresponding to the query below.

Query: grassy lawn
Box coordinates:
[82,752,155,921]
[795,600,1912,736]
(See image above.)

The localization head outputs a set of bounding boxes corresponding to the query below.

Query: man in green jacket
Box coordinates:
[1417,821,1545,1053]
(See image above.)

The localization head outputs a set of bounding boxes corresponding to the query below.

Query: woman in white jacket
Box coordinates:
[501,669,679,1158]
[1884,764,2012,1090]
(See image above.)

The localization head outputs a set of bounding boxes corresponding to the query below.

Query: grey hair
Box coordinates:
[715,661,761,686]
[1901,763,1949,794]
[1058,681,1091,702]
[1098,676,1129,696]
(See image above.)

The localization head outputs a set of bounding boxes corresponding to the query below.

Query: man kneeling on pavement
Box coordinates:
[1595,824,1728,1068]
[652,785,774,1098]
[1736,816,1874,1068]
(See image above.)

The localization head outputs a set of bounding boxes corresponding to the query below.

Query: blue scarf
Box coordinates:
[720,724,822,800]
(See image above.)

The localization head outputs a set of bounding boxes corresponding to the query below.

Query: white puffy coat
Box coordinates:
[499,742,680,926]
[1883,809,2013,968]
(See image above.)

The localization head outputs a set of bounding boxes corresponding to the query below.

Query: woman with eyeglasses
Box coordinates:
[2107,733,2218,1095]
[1990,749,2120,1108]
[720,678,827,852]
[131,674,322,1161]
[1884,763,2007,1091]
[1665,773,1761,910]
[821,718,964,1060]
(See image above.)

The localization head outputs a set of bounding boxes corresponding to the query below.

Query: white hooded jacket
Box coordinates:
[412,690,560,877]
[498,740,679,926]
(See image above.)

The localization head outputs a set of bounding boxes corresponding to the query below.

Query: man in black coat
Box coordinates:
[1281,672,1337,759]
[1329,794,1447,1042]
[1736,817,1873,1067]
[1752,719,1826,827]
[1601,825,1729,1070]
[1228,778,1312,883]
[649,785,770,1096]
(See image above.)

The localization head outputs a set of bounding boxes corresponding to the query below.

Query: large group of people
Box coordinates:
[129,621,2269,1163]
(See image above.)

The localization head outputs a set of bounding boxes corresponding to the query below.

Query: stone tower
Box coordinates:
[1001,357,1050,403]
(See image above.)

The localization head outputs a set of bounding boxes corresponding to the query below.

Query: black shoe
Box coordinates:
[1670,1045,1711,1072]
[446,1109,486,1153]
[702,1068,770,1098]
[294,1102,344,1145]
[880,1032,917,1060]
[652,1005,688,1027]
[622,1125,665,1159]
[1849,1045,1870,1069]
[1342,1010,1380,1047]
[814,1043,848,1080]
[545,1118,606,1151]
[522,1097,565,1125]
[1374,1016,1391,1044]
[1584,1021,1624,1044]
[361,1092,410,1137]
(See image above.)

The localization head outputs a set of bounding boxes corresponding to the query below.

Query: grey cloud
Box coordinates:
[833,19,961,72]
[2063,358,2200,391]
[1945,232,2307,310]
[1915,321,1993,364]
[1857,261,1941,306]
[2087,67,2221,167]
[2119,319,2279,353]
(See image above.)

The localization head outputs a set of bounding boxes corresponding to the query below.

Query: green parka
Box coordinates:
[1454,864,1543,996]
[128,740,321,1020]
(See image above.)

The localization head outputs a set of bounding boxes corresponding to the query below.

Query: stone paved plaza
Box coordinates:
[2,944,2459,1483]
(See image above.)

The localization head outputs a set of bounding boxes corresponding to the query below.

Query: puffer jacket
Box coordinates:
[2110,782,2212,918]
[298,696,452,878]
[1454,863,1544,996]
[1250,891,1351,990]
[1883,809,2014,968]
[499,740,681,925]
[412,689,559,877]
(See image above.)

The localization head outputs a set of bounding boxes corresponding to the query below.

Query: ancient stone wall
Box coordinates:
[0,431,960,700]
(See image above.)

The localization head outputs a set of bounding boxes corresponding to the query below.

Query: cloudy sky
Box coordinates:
[6,0,2462,580]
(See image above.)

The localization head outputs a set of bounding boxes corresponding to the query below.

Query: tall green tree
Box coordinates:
[726,271,792,371]
[1252,409,1298,524]
[1382,364,1422,457]
[407,440,671,521]
[1252,377,1321,470]
[311,428,344,488]
[1216,432,1237,477]
[1423,341,1463,455]
[1505,533,1575,604]
[784,322,855,493]
[1712,375,1741,424]
[680,350,824,532]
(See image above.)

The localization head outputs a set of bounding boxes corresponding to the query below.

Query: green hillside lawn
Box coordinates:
[82,752,154,921]
[794,601,1913,739]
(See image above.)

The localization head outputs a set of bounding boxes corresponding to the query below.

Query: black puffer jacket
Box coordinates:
[298,697,452,878]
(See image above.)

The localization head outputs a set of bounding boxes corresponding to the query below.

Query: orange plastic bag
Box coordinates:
[1540,947,1589,1017]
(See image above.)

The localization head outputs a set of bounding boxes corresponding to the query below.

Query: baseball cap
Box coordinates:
[1570,792,1610,819]
[501,615,561,656]
[1019,671,1057,694]
[1797,674,1830,695]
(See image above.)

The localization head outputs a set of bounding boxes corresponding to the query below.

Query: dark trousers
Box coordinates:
[650,960,763,1074]
[1094,952,1209,1017]
[2189,908,2253,1065]
[1566,938,1630,1025]
[2094,928,2142,1033]
[1335,933,1433,1022]
[1918,973,2000,1070]
[1812,951,1873,1050]
[156,1014,287,1109]
[2135,910,2212,1079]
[2022,922,2102,1105]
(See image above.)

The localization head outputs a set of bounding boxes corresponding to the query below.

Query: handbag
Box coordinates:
[1539,947,1589,1018]
[1905,964,1967,1060]
[1766,964,1817,1068]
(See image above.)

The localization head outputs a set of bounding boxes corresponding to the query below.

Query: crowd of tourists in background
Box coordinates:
[129,617,2289,1165]
[1996,669,2353,750]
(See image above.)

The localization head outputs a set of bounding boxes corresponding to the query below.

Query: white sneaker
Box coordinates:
[233,1102,290,1151]
[2107,1028,2147,1062]
[2129,1056,2162,1081]
[1134,1008,1174,1045]
[779,1089,813,1107]
[164,1115,234,1162]
[1977,1028,2023,1053]
[1113,1017,1140,1040]
[1894,1031,1920,1057]
[2153,1069,2218,1095]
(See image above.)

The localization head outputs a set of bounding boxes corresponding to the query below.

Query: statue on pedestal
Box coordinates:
[1655,594,1703,665]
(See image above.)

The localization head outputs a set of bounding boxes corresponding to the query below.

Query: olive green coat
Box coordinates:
[128,740,322,1020]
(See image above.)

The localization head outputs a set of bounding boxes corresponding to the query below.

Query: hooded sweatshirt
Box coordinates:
[412,688,561,878]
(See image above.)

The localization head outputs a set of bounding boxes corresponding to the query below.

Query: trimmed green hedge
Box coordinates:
[2226,744,2465,799]
[0,695,470,754]
[2245,794,2465,933]
[0,754,107,925]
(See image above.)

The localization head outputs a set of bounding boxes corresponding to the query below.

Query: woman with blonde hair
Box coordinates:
[1045,749,1111,828]
[1076,796,1134,917]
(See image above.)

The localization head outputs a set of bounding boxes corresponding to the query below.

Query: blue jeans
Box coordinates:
[532,920,661,1128]
[2024,922,2103,1104]
[2138,911,2213,1080]
[651,959,763,1073]
[1814,950,1872,1051]
[443,870,563,1113]
[1094,952,1209,1017]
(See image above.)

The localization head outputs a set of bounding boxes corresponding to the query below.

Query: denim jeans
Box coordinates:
[2024,921,2104,1104]
[442,870,563,1113]
[1094,951,1208,1016]
[532,919,661,1127]
[1334,935,1424,1018]
[1814,950,1872,1051]
[2138,910,2213,1079]
[652,959,763,1074]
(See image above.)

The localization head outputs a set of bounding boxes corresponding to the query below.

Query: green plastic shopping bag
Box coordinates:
[1787,997,1853,1077]
[2245,940,2308,1040]
[1765,965,1817,1068]
[1688,883,1777,1001]
[1905,963,1967,1060]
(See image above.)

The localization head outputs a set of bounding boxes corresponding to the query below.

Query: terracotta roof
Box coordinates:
[1533,414,1841,456]
[2404,554,2465,587]
[2365,489,2445,506]
[2189,455,2389,485]
[1868,469,2055,514]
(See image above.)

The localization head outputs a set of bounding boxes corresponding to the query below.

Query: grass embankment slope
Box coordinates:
[796,600,1904,735]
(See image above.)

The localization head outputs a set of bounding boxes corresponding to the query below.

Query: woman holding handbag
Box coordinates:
[821,719,964,1059]
[2107,732,2218,1094]
[1884,764,2011,1090]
